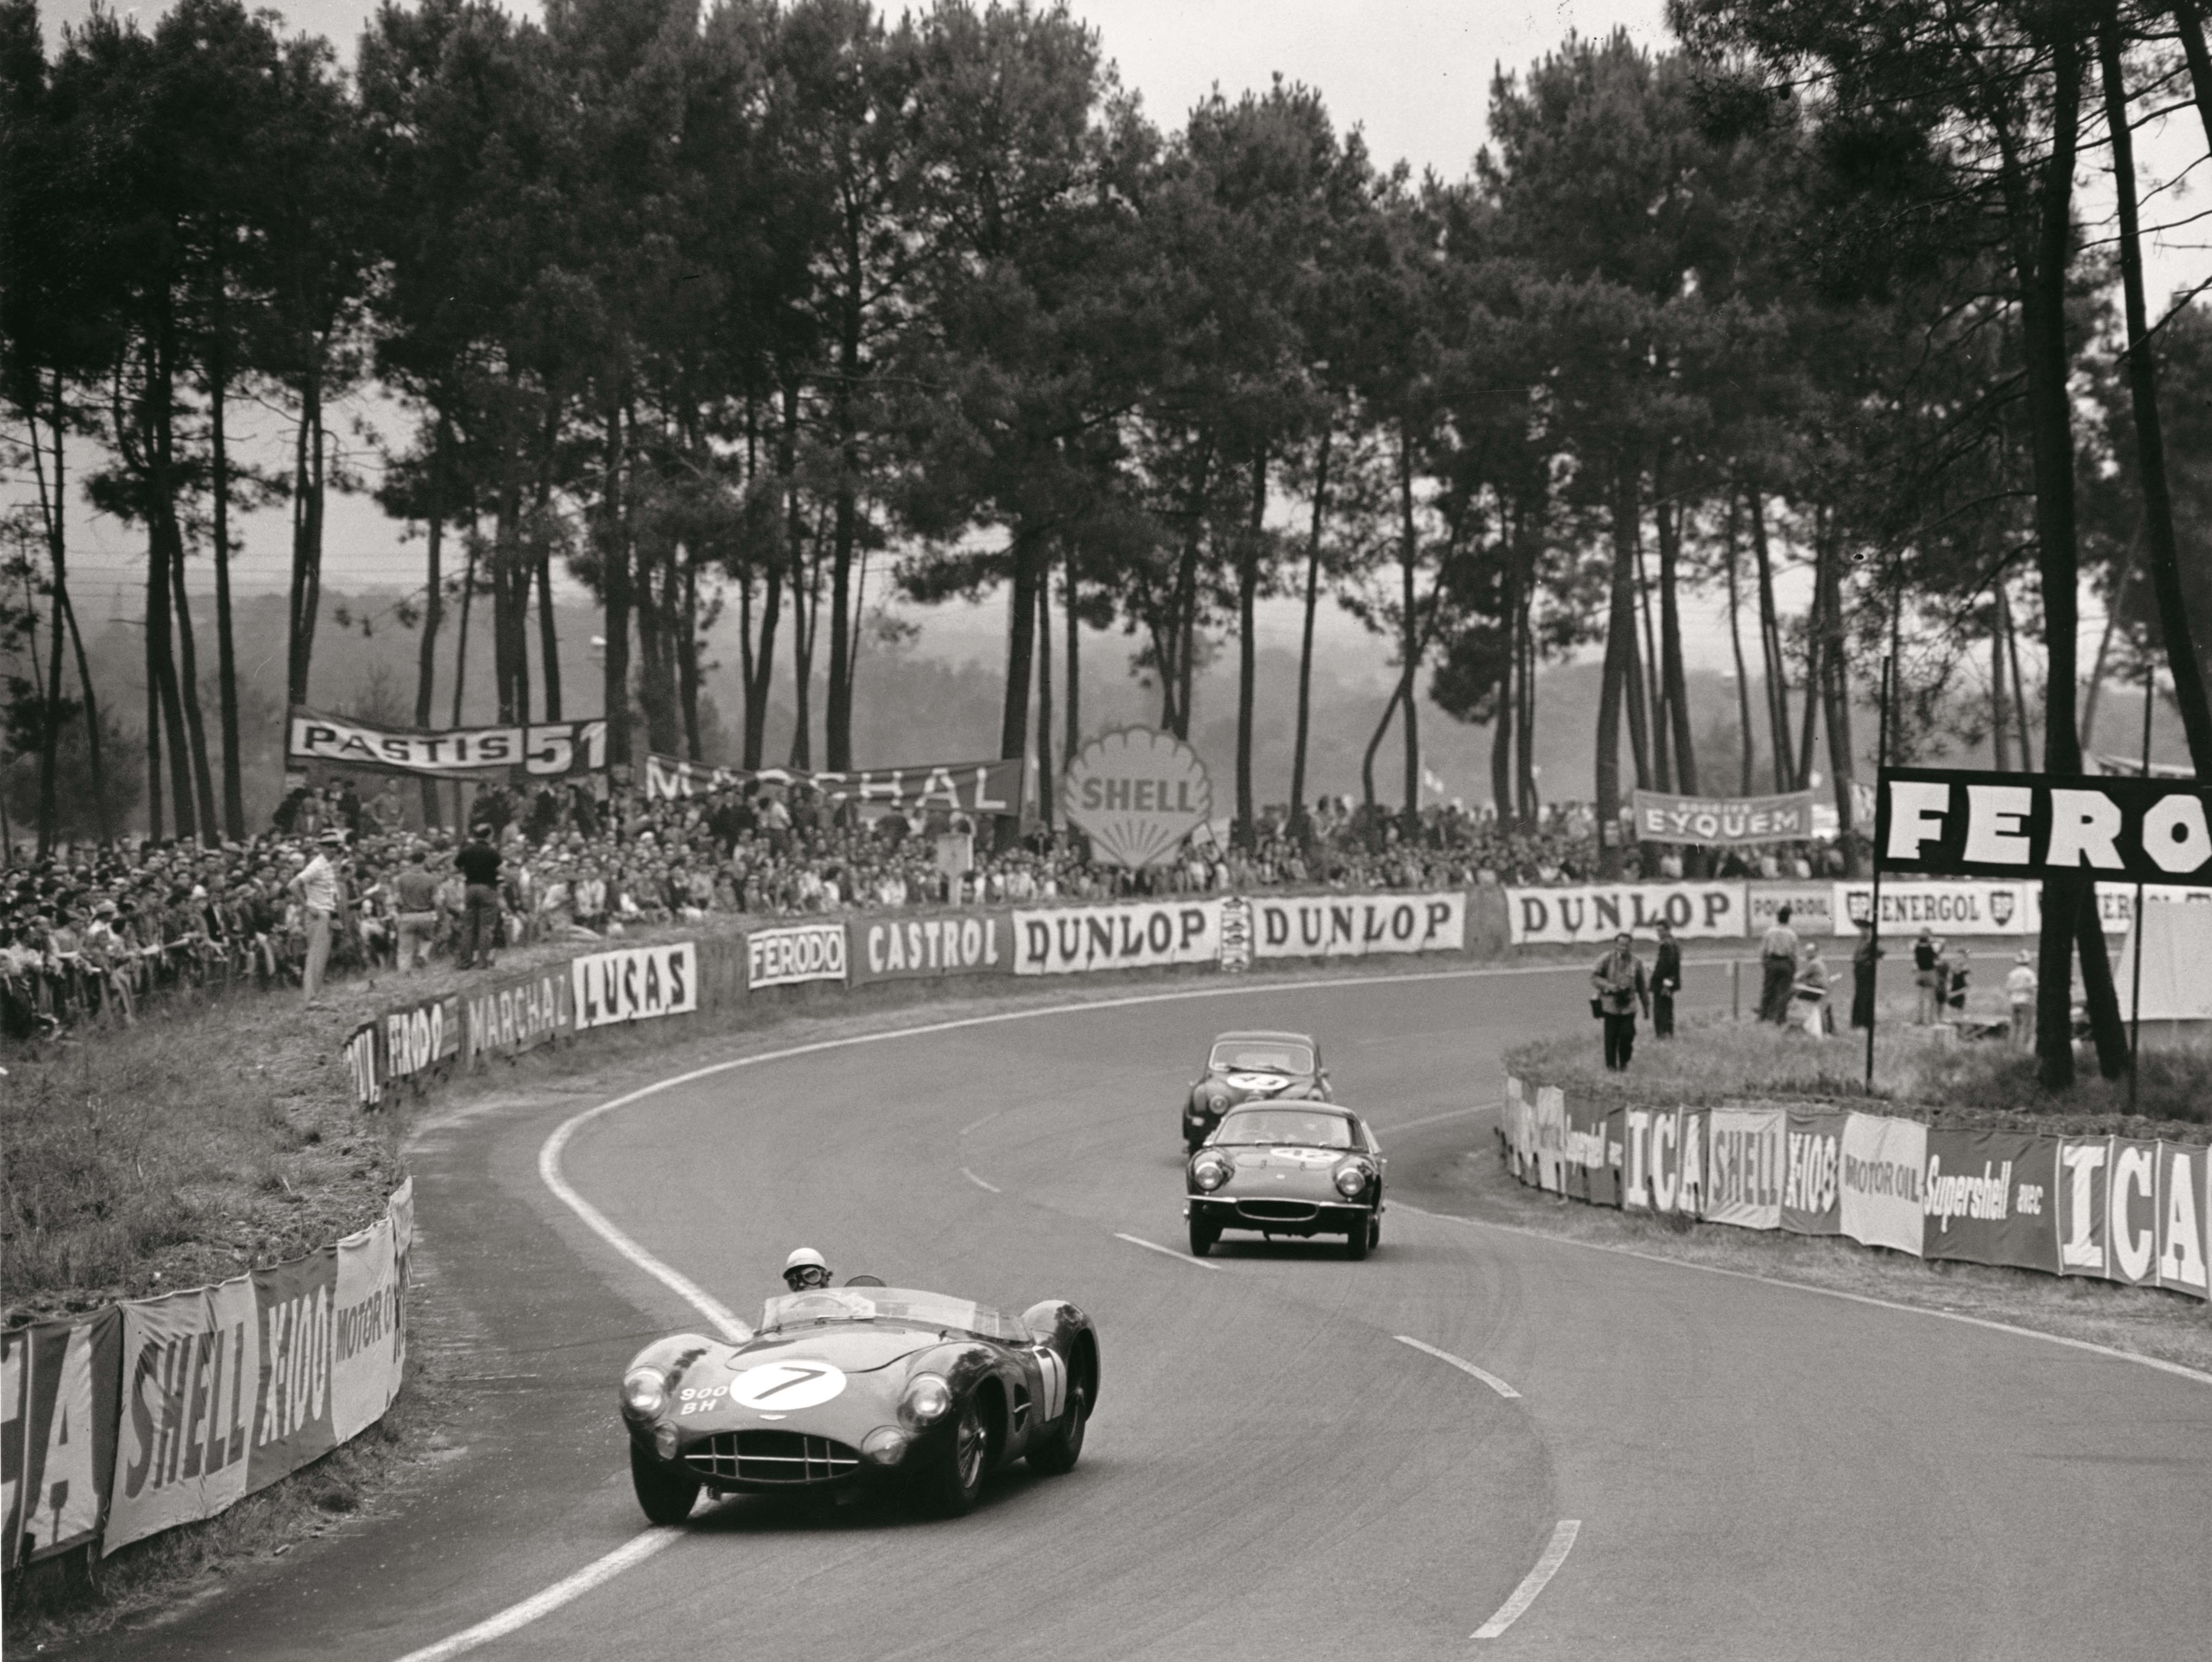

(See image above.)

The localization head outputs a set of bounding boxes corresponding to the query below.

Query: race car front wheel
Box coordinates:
[1344,1216,1370,1261]
[631,1442,701,1525]
[1188,1217,1220,1257]
[918,1397,989,1517]
[1027,1381,1088,1476]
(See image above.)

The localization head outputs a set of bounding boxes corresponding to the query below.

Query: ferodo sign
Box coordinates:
[1876,766,2212,886]
[746,923,848,990]
[1504,882,1746,946]
[1012,900,1222,975]
[850,914,1009,985]
[1250,893,1466,959]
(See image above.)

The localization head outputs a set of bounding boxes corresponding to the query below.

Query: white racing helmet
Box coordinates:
[782,1246,831,1291]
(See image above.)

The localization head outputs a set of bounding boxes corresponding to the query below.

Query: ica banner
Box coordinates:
[2154,1142,2211,1299]
[1505,883,1747,946]
[0,1309,121,1568]
[1705,1107,1786,1230]
[1623,1107,1704,1216]
[1012,900,1224,975]
[463,966,574,1066]
[848,913,1011,985]
[1248,893,1467,959]
[1921,1129,2056,1270]
[745,922,849,990]
[1781,1111,1848,1235]
[1838,1113,1928,1258]
[571,941,700,1027]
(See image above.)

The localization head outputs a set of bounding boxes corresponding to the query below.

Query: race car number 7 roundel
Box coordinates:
[731,1360,848,1411]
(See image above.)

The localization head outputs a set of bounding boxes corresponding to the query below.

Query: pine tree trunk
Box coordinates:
[1397,425,1421,824]
[679,557,703,761]
[59,586,107,842]
[1725,494,1756,794]
[1235,443,1264,848]
[286,358,325,710]
[1064,563,1081,765]
[144,333,196,836]
[1991,580,2012,769]
[209,250,245,840]
[1491,510,1518,823]
[1657,490,1698,795]
[997,525,1038,853]
[145,548,164,843]
[1289,425,1330,837]
[416,417,448,826]
[1749,490,1795,790]
[1596,457,1639,877]
[35,374,66,852]
[1635,495,1670,792]
[1036,563,1055,826]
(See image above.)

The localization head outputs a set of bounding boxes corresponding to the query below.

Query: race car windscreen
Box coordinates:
[1212,1108,1354,1148]
[1208,1040,1313,1074]
[758,1287,1030,1343]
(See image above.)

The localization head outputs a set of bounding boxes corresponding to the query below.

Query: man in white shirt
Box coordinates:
[290,830,347,1007]
[2005,951,2037,1050]
[1758,906,1800,1024]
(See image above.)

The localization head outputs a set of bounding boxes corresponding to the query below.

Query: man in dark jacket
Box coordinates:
[455,825,503,970]
[1651,920,1681,1039]
[1591,931,1652,1072]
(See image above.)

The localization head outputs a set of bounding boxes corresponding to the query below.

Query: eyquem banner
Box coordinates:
[1876,766,2212,886]
[288,708,607,781]
[1632,788,1816,846]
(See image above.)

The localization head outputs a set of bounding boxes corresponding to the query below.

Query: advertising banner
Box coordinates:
[1061,728,1213,868]
[462,966,574,1065]
[1218,895,1253,972]
[2103,1138,2163,1287]
[288,707,605,780]
[1504,882,1748,946]
[1838,1113,1927,1257]
[1921,1130,2055,1270]
[1562,1094,1617,1206]
[571,941,701,1027]
[744,923,849,990]
[1632,788,1816,845]
[1876,766,2212,887]
[108,1275,259,1553]
[1622,1107,1704,1216]
[2056,1137,2114,1278]
[1,1309,121,1568]
[244,1251,338,1491]
[1012,899,1223,975]
[342,1020,381,1108]
[332,1218,407,1441]
[1781,1110,1848,1235]
[1748,885,1836,937]
[1834,879,2030,935]
[381,993,459,1098]
[1249,893,1467,959]
[641,752,1022,815]
[848,913,1011,985]
[2019,882,2212,935]
[1705,1107,1786,1230]
[1533,1085,1567,1193]
[2154,1142,2210,1300]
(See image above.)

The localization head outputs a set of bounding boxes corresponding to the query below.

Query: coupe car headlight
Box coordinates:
[1204,1086,1230,1113]
[861,1426,910,1465]
[900,1373,953,1429]
[1334,1163,1370,1197]
[1192,1156,1230,1191]
[621,1367,668,1418]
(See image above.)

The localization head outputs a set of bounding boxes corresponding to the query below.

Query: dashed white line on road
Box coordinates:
[1473,1519,1581,1639]
[390,1529,681,1662]
[960,1109,1001,1136]
[1393,1334,1522,1398]
[960,1167,1001,1193]
[1114,1231,1226,1271]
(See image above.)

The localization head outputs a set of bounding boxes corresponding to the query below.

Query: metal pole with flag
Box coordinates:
[2129,663,2153,1113]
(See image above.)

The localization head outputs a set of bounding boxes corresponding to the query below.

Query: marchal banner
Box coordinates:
[1061,728,1212,869]
[1632,788,1816,845]
[642,752,1022,815]
[1875,766,2212,886]
[288,708,606,781]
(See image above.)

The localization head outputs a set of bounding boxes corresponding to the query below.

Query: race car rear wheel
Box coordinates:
[630,1442,701,1525]
[1187,1217,1219,1257]
[1344,1216,1370,1260]
[1027,1381,1088,1476]
[918,1397,989,1517]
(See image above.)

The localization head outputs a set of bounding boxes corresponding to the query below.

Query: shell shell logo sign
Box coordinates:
[1062,728,1213,869]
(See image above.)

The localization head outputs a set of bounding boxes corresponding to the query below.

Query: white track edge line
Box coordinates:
[390,1529,680,1662]
[960,1167,1001,1194]
[1113,1231,1225,1271]
[1473,1519,1581,1639]
[1394,1334,1521,1398]
[1377,1102,1502,1136]
[1395,1204,2212,1389]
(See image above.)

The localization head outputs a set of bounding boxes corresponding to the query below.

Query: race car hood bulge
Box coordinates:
[1209,1145,1364,1199]
[719,1326,938,1377]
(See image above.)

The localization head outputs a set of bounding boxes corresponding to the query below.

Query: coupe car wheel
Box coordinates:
[1344,1216,1370,1260]
[1188,1218,1219,1257]
[1369,1213,1382,1250]
[919,1398,989,1517]
[630,1442,701,1525]
[1027,1381,1088,1476]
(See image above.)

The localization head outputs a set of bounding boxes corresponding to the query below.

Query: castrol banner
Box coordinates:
[849,912,1012,985]
[744,923,848,990]
[1249,893,1466,959]
[0,1309,121,1568]
[1921,1129,2055,1270]
[1780,1110,1847,1235]
[1838,1113,1927,1257]
[1505,883,1747,946]
[1012,900,1222,975]
[1705,1107,1786,1230]
[572,940,701,1022]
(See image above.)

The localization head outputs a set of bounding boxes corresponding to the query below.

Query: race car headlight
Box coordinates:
[653,1422,680,1460]
[861,1426,909,1465]
[900,1373,953,1429]
[1192,1157,1230,1191]
[1334,1163,1371,1197]
[1202,1086,1230,1112]
[621,1367,668,1419]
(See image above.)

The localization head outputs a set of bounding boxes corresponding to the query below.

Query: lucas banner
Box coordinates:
[1505,882,1747,945]
[849,914,1010,985]
[1249,893,1466,959]
[571,942,699,1028]
[288,708,606,781]
[1632,788,1816,845]
[1,1309,122,1569]
[641,753,1022,815]
[1877,766,2212,886]
[1012,900,1223,975]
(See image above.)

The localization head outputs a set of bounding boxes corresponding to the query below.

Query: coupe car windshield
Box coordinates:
[1209,1040,1313,1074]
[1213,1108,1353,1148]
[757,1287,1029,1343]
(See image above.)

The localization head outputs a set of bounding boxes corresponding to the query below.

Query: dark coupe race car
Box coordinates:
[1185,1103,1386,1260]
[618,1286,1098,1523]
[1182,1029,1331,1150]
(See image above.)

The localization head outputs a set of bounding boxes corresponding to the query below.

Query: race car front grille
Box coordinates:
[685,1430,860,1485]
[1235,1199,1322,1223]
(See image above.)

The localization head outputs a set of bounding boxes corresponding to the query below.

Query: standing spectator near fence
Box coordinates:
[1590,931,1651,1072]
[455,824,504,970]
[1758,906,1799,1024]
[290,829,347,1007]
[1651,920,1680,1039]
[393,848,441,973]
[1793,940,1831,1037]
[2005,950,2037,1049]
[1912,928,1940,1024]
[1851,920,1881,1030]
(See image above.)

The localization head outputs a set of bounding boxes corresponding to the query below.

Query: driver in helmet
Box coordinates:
[782,1247,833,1293]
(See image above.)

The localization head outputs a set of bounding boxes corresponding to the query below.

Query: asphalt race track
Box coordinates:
[83,955,2212,1661]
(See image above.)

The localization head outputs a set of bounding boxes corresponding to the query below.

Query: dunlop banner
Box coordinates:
[1012,900,1223,975]
[745,922,849,989]
[1250,892,1466,959]
[1505,883,1747,946]
[1781,1110,1848,1235]
[108,1275,259,1552]
[462,967,573,1065]
[1705,1107,1785,1230]
[848,913,1008,985]
[1,1309,121,1568]
[571,941,699,1027]
[1877,766,2212,886]
[1920,1129,2054,1269]
[1838,1113,1927,1257]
